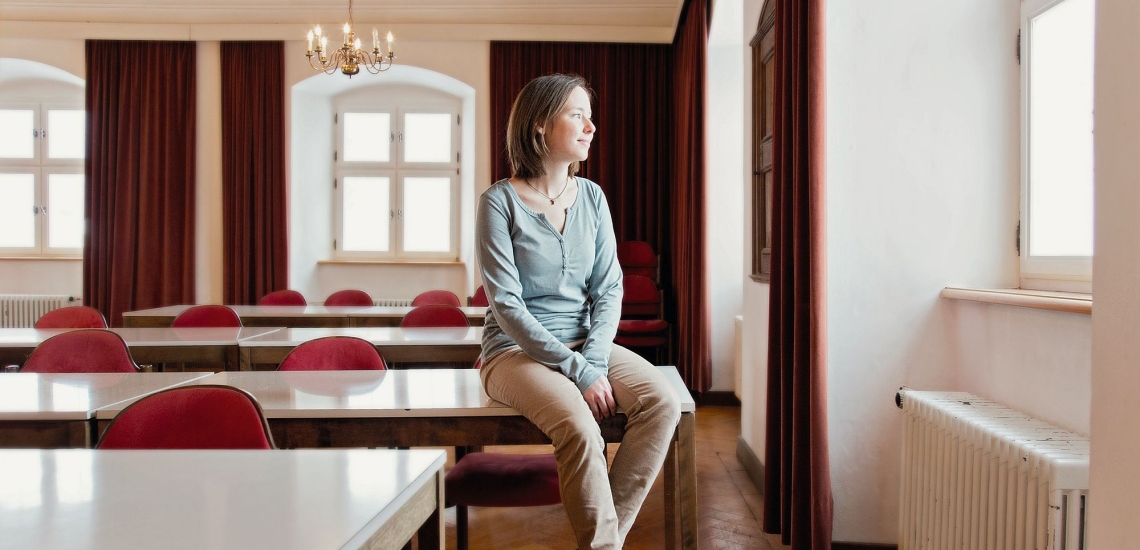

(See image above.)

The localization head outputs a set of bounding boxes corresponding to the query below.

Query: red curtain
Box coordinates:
[489,0,711,391]
[670,0,712,393]
[84,41,197,326]
[221,42,288,305]
[763,0,833,548]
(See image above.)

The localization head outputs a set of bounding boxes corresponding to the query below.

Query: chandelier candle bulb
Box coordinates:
[307,30,313,53]
[372,29,379,51]
[387,32,393,56]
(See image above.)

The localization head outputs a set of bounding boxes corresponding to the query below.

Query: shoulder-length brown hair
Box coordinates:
[505,73,594,179]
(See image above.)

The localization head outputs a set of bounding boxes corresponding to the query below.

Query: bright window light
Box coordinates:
[0,109,35,159]
[403,113,452,163]
[343,112,390,162]
[402,176,451,252]
[1028,0,1094,257]
[0,173,36,248]
[342,176,390,251]
[47,173,84,249]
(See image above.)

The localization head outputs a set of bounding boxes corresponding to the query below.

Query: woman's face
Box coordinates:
[541,86,595,165]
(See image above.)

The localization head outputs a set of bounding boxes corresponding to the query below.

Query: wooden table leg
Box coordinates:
[239,348,252,371]
[416,469,445,549]
[678,411,697,549]
[665,429,678,549]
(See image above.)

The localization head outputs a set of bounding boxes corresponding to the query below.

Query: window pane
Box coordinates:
[342,176,390,251]
[0,109,35,159]
[47,173,84,249]
[343,113,390,162]
[403,113,452,163]
[47,110,85,159]
[1028,0,1094,257]
[402,176,451,252]
[0,173,36,248]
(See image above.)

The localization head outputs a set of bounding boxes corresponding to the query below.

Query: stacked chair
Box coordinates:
[614,241,670,364]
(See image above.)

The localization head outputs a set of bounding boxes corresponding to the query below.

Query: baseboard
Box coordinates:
[735,435,764,497]
[832,543,897,550]
[694,390,741,406]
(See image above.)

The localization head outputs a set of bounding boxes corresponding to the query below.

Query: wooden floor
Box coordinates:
[426,406,777,549]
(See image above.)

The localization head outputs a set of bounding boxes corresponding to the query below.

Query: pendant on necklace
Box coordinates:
[549,199,555,205]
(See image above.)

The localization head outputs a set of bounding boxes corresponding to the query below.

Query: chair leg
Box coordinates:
[457,504,469,550]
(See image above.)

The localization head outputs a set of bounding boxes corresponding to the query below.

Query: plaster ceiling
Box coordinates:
[0,1,685,40]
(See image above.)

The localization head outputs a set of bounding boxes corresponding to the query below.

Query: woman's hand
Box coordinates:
[583,376,616,422]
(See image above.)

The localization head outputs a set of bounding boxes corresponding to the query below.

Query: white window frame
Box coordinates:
[0,101,85,258]
[333,97,460,261]
[1019,0,1094,293]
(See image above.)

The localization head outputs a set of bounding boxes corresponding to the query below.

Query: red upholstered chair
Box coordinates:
[411,289,461,307]
[171,305,242,328]
[446,358,560,550]
[446,452,562,550]
[613,275,670,364]
[324,289,374,307]
[20,329,140,373]
[258,289,307,306]
[400,304,469,328]
[468,285,488,307]
[97,385,275,449]
[34,306,108,329]
[616,241,659,282]
[277,336,387,371]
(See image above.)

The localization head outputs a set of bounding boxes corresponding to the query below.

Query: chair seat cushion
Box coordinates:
[445,452,561,507]
[616,319,669,334]
[614,334,669,348]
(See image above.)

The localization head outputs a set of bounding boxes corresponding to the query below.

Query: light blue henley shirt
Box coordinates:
[476,177,623,393]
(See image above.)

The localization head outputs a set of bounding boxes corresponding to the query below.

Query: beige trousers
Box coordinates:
[481,344,682,550]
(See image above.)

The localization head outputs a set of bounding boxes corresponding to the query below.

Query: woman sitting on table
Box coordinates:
[476,73,681,550]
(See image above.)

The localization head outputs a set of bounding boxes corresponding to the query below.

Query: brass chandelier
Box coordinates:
[306,0,395,77]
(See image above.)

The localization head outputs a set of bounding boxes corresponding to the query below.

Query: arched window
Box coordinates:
[0,59,85,257]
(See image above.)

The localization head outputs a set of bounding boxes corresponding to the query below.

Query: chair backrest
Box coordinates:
[21,329,139,373]
[278,336,387,371]
[97,385,275,449]
[258,290,307,306]
[324,289,374,307]
[469,285,489,307]
[34,306,108,329]
[171,305,242,328]
[411,290,461,307]
[621,275,663,318]
[616,241,659,281]
[401,304,470,328]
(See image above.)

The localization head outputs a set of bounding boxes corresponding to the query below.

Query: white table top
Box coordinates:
[0,448,445,550]
[349,306,488,319]
[122,305,375,318]
[238,326,482,348]
[95,367,695,420]
[0,327,281,348]
[0,372,213,421]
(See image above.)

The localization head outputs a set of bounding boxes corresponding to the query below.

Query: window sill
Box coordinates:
[0,256,82,262]
[318,259,465,267]
[940,286,1091,315]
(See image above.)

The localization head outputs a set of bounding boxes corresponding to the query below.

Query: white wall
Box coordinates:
[824,0,1030,543]
[740,0,768,450]
[707,0,746,392]
[1089,0,1140,546]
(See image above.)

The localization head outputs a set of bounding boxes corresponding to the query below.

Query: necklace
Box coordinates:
[523,177,570,205]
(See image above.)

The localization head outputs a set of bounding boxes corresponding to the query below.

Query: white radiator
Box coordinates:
[898,390,1089,550]
[0,294,74,328]
[373,298,413,307]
